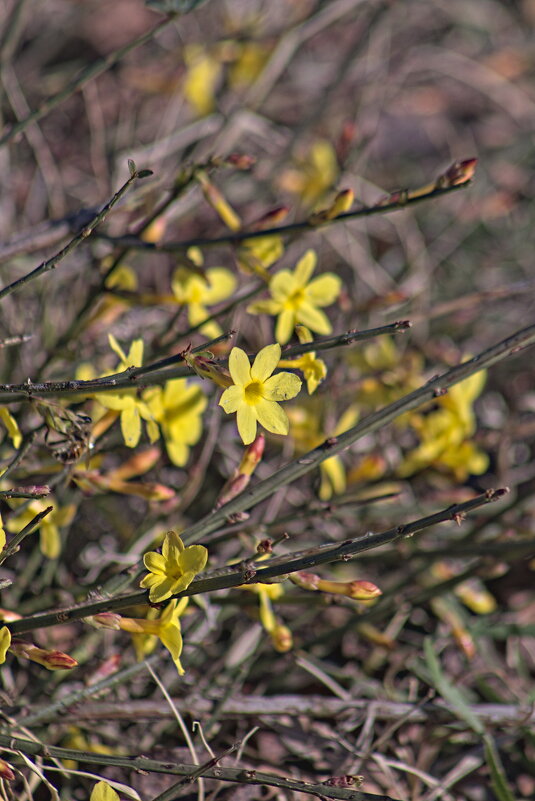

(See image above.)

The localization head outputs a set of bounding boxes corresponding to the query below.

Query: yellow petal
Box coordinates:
[219,385,243,413]
[126,339,144,367]
[262,372,301,401]
[296,303,332,335]
[275,308,296,344]
[143,552,167,575]
[255,399,289,436]
[180,544,208,574]
[202,268,237,304]
[247,299,283,316]
[107,333,126,363]
[162,531,185,563]
[0,626,11,664]
[236,404,257,445]
[251,343,281,382]
[228,347,251,386]
[121,406,141,448]
[0,408,22,448]
[90,782,120,801]
[306,273,342,306]
[40,523,60,559]
[294,250,317,286]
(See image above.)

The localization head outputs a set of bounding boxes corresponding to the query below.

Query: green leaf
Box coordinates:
[424,637,484,734]
[483,734,517,801]
[127,159,136,177]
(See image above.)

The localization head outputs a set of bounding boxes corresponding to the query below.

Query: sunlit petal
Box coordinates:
[236,404,257,445]
[255,398,289,436]
[228,347,252,386]
[251,343,281,381]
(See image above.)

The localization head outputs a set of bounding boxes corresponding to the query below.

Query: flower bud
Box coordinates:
[86,612,123,630]
[10,640,77,670]
[271,624,293,653]
[0,758,15,781]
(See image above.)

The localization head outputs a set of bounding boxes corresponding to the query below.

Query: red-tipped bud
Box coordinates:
[141,217,167,244]
[0,608,22,622]
[10,640,78,670]
[439,158,477,187]
[86,612,123,630]
[308,189,355,224]
[184,351,233,388]
[239,433,265,476]
[216,434,265,508]
[224,153,256,170]
[0,758,15,781]
[251,206,290,230]
[290,571,321,591]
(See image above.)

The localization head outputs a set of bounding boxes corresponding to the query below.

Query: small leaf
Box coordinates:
[137,169,154,179]
[127,159,137,177]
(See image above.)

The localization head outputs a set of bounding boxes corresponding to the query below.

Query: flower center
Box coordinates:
[244,381,263,404]
[286,287,305,309]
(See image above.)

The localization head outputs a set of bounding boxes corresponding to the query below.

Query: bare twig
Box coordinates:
[0,163,150,301]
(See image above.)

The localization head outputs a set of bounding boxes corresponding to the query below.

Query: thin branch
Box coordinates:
[0,164,150,301]
[0,322,407,403]
[0,732,391,801]
[0,15,177,147]
[0,506,52,565]
[5,490,505,634]
[95,181,469,253]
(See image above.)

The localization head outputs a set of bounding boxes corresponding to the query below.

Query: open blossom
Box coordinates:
[94,335,159,448]
[171,262,236,339]
[140,531,208,603]
[114,598,189,675]
[278,325,327,394]
[145,377,207,467]
[219,344,301,445]
[247,250,341,344]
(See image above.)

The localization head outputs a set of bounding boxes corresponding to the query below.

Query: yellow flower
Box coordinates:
[219,344,302,445]
[95,335,159,448]
[0,626,11,664]
[278,325,327,394]
[140,531,208,603]
[118,598,189,675]
[183,44,221,116]
[278,139,339,205]
[146,378,207,467]
[247,250,341,344]
[398,370,488,481]
[171,262,236,339]
[237,567,291,651]
[90,781,120,801]
[6,499,76,559]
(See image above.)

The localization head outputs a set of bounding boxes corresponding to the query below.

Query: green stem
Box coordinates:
[95,181,468,252]
[181,321,535,544]
[6,490,504,634]
[0,322,408,403]
[0,731,392,801]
